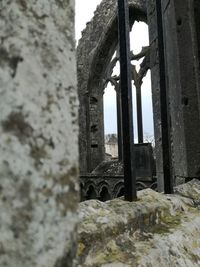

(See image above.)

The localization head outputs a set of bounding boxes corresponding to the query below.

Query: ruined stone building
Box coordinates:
[105,134,118,159]
[0,0,200,267]
[78,0,200,200]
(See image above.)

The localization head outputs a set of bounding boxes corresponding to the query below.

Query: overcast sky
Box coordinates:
[75,0,154,139]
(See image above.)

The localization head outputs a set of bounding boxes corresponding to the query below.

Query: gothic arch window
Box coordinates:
[78,0,159,201]
[86,185,98,200]
[78,0,148,174]
[99,186,111,201]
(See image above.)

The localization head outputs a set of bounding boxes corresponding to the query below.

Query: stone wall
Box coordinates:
[0,1,79,267]
[1,1,200,267]
[146,0,165,191]
[105,143,118,158]
[147,0,200,188]
[78,180,200,267]
[162,0,200,184]
[105,134,118,158]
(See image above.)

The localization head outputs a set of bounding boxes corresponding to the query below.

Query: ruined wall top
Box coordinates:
[78,180,200,266]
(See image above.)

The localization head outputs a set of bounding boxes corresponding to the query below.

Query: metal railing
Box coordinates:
[117,0,173,201]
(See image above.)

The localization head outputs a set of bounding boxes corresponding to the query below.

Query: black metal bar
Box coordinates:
[117,0,137,201]
[116,89,123,161]
[136,86,144,143]
[156,0,173,194]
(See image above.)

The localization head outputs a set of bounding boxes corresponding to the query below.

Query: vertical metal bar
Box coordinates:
[116,90,123,161]
[136,86,144,143]
[156,0,173,194]
[118,0,137,201]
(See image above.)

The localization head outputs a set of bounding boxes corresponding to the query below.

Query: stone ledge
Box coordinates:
[77,180,200,267]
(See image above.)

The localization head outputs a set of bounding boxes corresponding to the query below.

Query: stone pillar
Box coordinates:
[89,89,105,172]
[146,0,165,191]
[0,1,79,267]
[161,0,200,184]
[194,0,200,112]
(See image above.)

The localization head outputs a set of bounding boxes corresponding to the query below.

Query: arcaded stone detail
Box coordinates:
[78,180,200,267]
[0,1,79,267]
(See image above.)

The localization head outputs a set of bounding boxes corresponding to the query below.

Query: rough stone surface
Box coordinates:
[78,180,200,267]
[0,1,79,267]
[146,0,165,191]
[147,0,200,188]
[162,0,200,184]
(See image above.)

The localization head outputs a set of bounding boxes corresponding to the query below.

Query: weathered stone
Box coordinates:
[162,0,200,184]
[0,1,79,267]
[78,180,200,267]
[146,0,165,191]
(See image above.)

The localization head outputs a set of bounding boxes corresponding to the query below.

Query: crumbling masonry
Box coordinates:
[0,0,200,267]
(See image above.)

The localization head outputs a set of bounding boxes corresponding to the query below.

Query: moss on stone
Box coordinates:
[78,180,200,267]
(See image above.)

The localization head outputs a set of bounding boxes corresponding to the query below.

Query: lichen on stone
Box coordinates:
[78,180,200,267]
